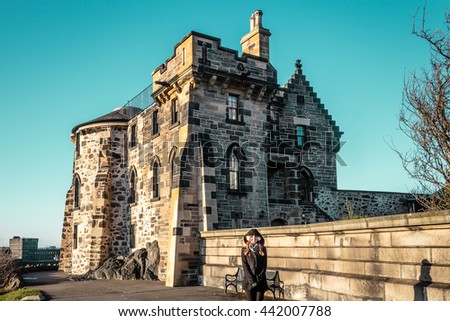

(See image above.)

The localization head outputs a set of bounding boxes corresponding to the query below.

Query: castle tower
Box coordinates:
[240,10,271,60]
[59,106,141,274]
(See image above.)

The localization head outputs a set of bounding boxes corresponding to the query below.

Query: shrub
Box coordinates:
[0,251,17,288]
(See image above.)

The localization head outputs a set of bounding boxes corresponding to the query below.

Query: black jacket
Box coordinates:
[241,229,268,291]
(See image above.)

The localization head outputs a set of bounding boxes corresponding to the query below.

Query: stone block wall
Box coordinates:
[60,124,129,275]
[128,78,196,284]
[315,189,411,220]
[275,66,343,193]
[201,210,450,300]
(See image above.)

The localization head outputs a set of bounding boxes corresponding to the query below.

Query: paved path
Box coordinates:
[22,271,244,301]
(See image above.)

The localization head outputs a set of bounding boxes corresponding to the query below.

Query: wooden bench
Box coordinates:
[224,268,285,299]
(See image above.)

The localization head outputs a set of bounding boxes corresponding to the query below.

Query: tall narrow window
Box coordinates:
[74,176,80,208]
[299,168,314,202]
[297,126,306,147]
[75,132,80,156]
[130,224,136,249]
[152,110,159,135]
[130,124,137,148]
[153,162,159,199]
[73,225,78,250]
[227,95,239,121]
[170,155,175,191]
[169,148,177,196]
[229,151,239,190]
[182,47,186,65]
[171,99,179,124]
[130,169,136,204]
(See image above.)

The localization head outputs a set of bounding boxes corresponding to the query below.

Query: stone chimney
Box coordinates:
[240,10,271,61]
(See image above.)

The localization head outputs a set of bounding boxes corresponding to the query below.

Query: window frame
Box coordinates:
[75,132,81,157]
[130,124,137,148]
[73,175,80,209]
[130,224,136,249]
[229,151,240,190]
[152,110,159,136]
[129,168,137,204]
[296,125,307,147]
[73,224,78,250]
[226,94,239,122]
[152,161,160,199]
[171,98,179,125]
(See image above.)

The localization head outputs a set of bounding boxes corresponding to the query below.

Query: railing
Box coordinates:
[123,83,154,110]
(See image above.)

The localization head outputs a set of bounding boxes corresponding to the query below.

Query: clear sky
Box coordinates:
[0,0,448,247]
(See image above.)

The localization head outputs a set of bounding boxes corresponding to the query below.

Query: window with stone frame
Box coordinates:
[296,125,307,147]
[129,168,137,204]
[171,98,179,124]
[130,124,137,148]
[152,110,159,135]
[229,150,240,190]
[152,161,160,199]
[182,47,186,66]
[170,157,175,190]
[73,175,81,208]
[75,132,81,156]
[226,95,239,121]
[73,224,78,250]
[299,168,314,202]
[130,224,136,249]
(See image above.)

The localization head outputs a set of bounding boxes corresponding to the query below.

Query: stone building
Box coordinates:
[60,11,413,286]
[9,236,60,264]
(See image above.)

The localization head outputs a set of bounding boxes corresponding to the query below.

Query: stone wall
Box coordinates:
[201,210,450,300]
[60,124,129,275]
[315,189,411,220]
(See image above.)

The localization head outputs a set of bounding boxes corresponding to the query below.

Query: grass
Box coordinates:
[0,288,43,301]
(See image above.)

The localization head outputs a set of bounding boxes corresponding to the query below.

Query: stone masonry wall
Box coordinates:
[201,210,450,300]
[275,65,342,194]
[61,124,129,275]
[188,32,277,230]
[129,61,196,284]
[315,189,411,220]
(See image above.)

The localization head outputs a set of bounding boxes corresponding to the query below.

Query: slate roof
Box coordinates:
[72,106,142,134]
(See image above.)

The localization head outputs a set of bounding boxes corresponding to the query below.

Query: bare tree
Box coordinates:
[395,6,450,211]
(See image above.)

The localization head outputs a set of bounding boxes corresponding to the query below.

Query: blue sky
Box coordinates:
[0,0,448,247]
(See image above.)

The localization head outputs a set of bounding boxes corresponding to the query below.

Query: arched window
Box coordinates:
[152,161,160,199]
[73,174,81,208]
[271,218,288,226]
[129,168,137,204]
[230,151,239,190]
[299,167,314,202]
[168,147,178,194]
[227,144,244,191]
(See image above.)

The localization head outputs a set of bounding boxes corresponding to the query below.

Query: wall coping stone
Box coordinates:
[201,210,450,238]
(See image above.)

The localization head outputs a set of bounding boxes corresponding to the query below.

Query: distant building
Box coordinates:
[9,236,38,260]
[9,236,59,264]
